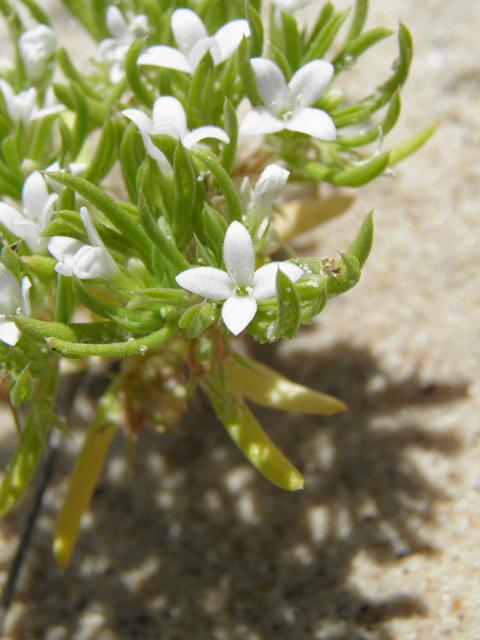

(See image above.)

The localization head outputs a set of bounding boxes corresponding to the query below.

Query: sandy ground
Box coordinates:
[1,0,480,638]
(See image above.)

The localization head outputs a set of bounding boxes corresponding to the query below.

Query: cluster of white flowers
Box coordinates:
[0,3,340,341]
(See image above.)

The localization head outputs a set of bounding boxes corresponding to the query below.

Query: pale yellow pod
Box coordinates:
[226,355,347,415]
[54,389,122,570]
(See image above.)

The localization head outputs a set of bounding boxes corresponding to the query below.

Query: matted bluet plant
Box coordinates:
[0,0,435,569]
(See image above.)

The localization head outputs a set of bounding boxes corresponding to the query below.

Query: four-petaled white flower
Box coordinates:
[176,221,304,335]
[239,58,336,140]
[122,96,229,172]
[0,80,64,125]
[138,8,250,74]
[0,264,31,346]
[0,171,58,253]
[18,24,57,80]
[47,207,119,280]
[99,5,149,83]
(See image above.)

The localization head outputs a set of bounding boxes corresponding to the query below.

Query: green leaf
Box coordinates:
[266,43,292,82]
[237,35,262,107]
[202,377,304,491]
[20,255,57,280]
[388,120,439,166]
[71,82,89,159]
[281,11,300,72]
[172,140,196,239]
[1,245,21,281]
[337,92,401,146]
[326,252,361,297]
[45,172,153,263]
[190,148,243,223]
[329,152,390,187]
[55,273,75,323]
[46,322,178,358]
[331,103,372,128]
[301,9,349,64]
[187,49,215,129]
[361,23,413,113]
[57,47,99,99]
[219,98,238,175]
[345,210,374,268]
[333,27,393,70]
[246,2,263,58]
[83,118,118,183]
[9,365,34,408]
[179,301,220,338]
[273,269,301,340]
[120,122,144,202]
[127,287,189,310]
[125,38,155,109]
[138,192,191,271]
[0,406,43,517]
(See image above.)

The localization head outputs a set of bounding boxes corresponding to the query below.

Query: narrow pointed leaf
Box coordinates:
[203,378,304,491]
[126,38,155,109]
[246,2,263,58]
[388,120,439,166]
[173,141,196,238]
[237,35,262,107]
[273,268,301,340]
[9,364,34,408]
[227,355,346,414]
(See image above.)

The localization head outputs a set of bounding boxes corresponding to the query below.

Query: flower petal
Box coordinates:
[189,37,221,69]
[47,236,84,265]
[252,261,304,299]
[171,8,208,57]
[121,108,152,140]
[0,263,21,315]
[176,266,234,299]
[10,219,42,252]
[223,221,255,287]
[238,107,284,136]
[251,58,287,111]
[106,5,128,39]
[214,19,250,62]
[183,125,229,148]
[152,96,187,138]
[222,296,257,335]
[23,171,49,223]
[138,46,191,73]
[0,202,23,235]
[0,320,21,346]
[286,107,336,140]
[288,60,334,109]
[80,207,104,248]
[253,164,289,212]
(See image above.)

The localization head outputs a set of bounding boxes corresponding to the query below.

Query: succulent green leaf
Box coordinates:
[45,171,153,263]
[55,273,75,323]
[202,377,304,491]
[237,35,262,107]
[187,49,215,129]
[0,406,43,517]
[190,148,242,223]
[246,2,263,58]
[127,287,189,310]
[71,82,89,159]
[84,118,118,183]
[126,38,155,109]
[337,92,401,146]
[388,120,439,166]
[10,365,34,408]
[20,255,57,280]
[179,301,220,338]
[172,140,196,238]
[272,268,301,340]
[138,192,191,271]
[219,98,238,175]
[281,11,301,72]
[301,9,349,65]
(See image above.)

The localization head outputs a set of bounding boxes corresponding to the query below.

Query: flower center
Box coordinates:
[235,284,254,298]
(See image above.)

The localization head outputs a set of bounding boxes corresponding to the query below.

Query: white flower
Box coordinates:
[99,5,149,83]
[0,79,63,125]
[176,220,304,335]
[0,171,57,252]
[138,8,250,74]
[239,58,336,140]
[122,96,229,172]
[18,24,57,80]
[47,207,119,280]
[0,264,31,346]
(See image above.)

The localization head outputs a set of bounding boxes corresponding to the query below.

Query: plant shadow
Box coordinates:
[0,341,467,640]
